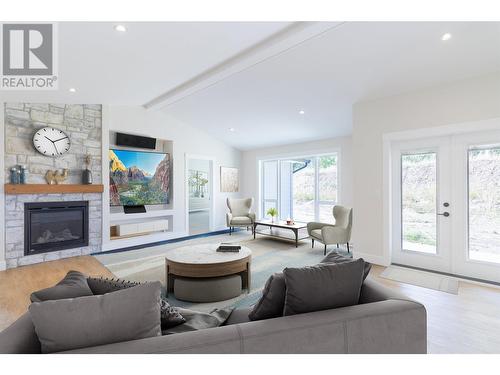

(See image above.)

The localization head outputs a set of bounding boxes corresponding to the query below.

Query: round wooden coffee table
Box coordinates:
[165,244,252,296]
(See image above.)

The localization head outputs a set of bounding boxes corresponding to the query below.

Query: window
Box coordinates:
[468,146,500,263]
[262,160,278,217]
[260,153,338,223]
[400,152,437,254]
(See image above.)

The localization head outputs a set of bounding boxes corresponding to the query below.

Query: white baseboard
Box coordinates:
[0,260,6,271]
[353,251,390,266]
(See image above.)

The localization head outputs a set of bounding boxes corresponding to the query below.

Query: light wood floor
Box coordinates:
[0,256,113,332]
[370,265,500,353]
[1,256,500,353]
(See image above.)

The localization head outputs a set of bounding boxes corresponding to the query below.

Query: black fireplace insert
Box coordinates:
[24,201,89,256]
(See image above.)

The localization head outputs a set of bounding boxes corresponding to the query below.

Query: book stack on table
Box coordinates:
[217,243,241,252]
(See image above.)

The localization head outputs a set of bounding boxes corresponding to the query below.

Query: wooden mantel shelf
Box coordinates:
[4,184,104,194]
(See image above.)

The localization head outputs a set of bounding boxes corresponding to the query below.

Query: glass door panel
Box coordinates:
[452,131,500,283]
[401,152,438,254]
[393,130,500,282]
[262,160,278,218]
[279,161,293,220]
[391,137,451,273]
[318,155,338,202]
[318,155,337,223]
[468,147,500,264]
[319,204,335,223]
[291,158,315,222]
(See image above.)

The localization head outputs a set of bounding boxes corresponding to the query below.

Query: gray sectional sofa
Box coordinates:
[0,278,427,354]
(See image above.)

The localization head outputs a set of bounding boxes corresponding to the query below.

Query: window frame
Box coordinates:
[259,151,341,222]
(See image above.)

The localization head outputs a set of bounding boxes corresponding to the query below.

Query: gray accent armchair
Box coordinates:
[307,205,353,255]
[226,198,256,235]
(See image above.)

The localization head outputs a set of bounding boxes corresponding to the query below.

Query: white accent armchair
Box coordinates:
[226,198,256,235]
[307,205,353,255]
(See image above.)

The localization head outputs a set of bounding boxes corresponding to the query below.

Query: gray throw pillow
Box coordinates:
[248,272,286,321]
[86,276,141,295]
[30,270,93,302]
[87,276,185,329]
[29,282,162,353]
[283,259,365,316]
[320,252,372,280]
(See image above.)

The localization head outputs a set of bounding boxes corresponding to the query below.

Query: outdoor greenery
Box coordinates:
[188,170,209,198]
[319,155,337,168]
[401,148,500,260]
[401,153,437,250]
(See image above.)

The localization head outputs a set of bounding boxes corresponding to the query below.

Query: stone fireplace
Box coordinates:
[24,201,89,256]
[4,103,103,268]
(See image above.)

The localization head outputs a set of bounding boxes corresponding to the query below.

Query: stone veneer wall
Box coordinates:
[4,103,103,268]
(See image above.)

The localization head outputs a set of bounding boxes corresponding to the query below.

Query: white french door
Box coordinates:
[392,137,452,273]
[391,130,500,283]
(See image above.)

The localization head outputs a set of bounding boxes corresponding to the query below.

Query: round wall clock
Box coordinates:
[32,127,71,157]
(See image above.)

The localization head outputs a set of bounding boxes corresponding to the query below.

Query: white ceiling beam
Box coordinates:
[143,21,345,110]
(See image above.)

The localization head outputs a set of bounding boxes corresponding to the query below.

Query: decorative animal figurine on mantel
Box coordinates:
[45,169,69,185]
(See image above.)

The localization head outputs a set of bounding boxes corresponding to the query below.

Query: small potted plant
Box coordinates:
[266,207,278,223]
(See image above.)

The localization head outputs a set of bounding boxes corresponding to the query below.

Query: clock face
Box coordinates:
[32,127,71,157]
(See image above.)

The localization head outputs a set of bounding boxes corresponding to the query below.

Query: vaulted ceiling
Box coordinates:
[2,22,499,150]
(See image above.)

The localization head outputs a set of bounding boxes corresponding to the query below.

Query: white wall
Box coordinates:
[241,136,353,219]
[352,72,500,265]
[107,106,242,238]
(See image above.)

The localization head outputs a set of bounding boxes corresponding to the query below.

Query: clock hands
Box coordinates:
[43,136,61,155]
[53,136,69,143]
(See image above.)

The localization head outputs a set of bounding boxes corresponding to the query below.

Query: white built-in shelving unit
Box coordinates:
[102,126,179,251]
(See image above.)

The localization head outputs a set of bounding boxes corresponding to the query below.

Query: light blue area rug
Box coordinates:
[95,231,352,312]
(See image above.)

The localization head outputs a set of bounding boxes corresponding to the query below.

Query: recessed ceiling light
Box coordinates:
[441,33,452,41]
[229,127,235,132]
[69,88,76,93]
[114,25,127,32]
[299,110,305,115]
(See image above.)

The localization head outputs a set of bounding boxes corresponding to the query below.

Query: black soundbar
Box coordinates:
[123,205,147,214]
[116,132,156,150]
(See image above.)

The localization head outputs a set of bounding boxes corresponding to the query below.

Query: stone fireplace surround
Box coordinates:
[4,103,103,268]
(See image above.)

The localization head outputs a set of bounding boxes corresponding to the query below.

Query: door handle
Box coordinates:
[437,212,450,217]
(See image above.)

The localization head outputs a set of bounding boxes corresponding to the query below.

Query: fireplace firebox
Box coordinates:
[24,201,89,256]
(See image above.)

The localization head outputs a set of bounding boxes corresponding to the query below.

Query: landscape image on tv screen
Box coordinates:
[109,149,170,206]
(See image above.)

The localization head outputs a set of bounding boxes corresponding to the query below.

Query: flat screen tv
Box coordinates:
[109,149,170,206]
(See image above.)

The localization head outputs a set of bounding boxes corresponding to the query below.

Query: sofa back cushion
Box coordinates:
[30,270,93,302]
[248,272,286,321]
[320,252,372,280]
[29,282,162,353]
[283,259,365,316]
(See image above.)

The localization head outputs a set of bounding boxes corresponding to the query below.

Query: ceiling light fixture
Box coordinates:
[441,33,452,41]
[299,110,305,115]
[114,25,127,32]
[229,127,235,132]
[69,88,76,93]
